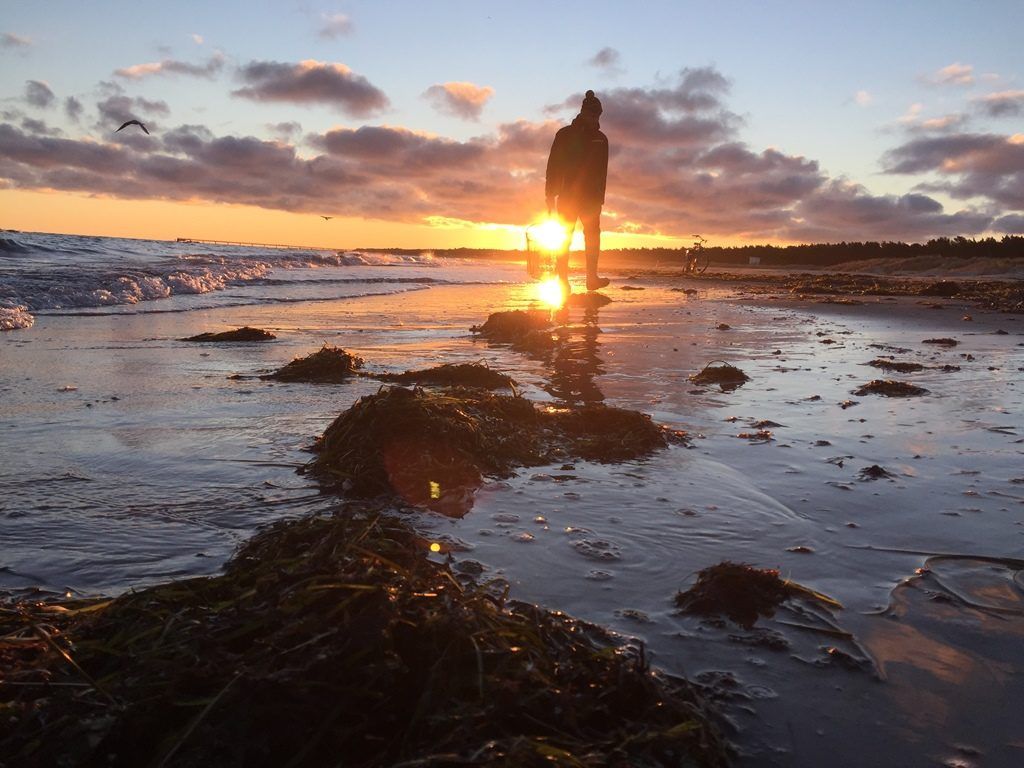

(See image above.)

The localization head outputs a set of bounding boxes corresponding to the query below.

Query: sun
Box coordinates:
[531,217,570,252]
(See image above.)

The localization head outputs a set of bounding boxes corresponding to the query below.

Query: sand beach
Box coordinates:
[2,233,1023,765]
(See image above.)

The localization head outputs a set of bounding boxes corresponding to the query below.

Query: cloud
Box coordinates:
[318,13,353,39]
[883,132,1024,210]
[588,47,623,76]
[20,117,62,137]
[267,121,302,139]
[64,96,83,121]
[0,65,1013,242]
[2,32,32,49]
[854,90,872,106]
[115,53,224,80]
[25,80,55,108]
[96,94,171,129]
[926,62,974,86]
[973,90,1024,118]
[232,59,389,117]
[191,33,204,45]
[992,213,1024,234]
[787,180,991,241]
[423,82,494,121]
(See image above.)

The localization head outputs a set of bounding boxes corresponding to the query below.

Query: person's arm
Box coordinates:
[545,130,566,211]
[597,133,609,205]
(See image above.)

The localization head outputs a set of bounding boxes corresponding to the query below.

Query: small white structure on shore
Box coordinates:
[748,256,761,265]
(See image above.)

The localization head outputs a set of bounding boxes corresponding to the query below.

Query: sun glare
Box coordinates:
[536,276,567,308]
[531,218,570,252]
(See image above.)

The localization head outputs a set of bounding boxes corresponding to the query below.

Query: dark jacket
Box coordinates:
[545,116,609,206]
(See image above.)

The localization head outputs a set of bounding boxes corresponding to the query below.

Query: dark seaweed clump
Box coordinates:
[689,362,750,391]
[377,361,514,390]
[307,386,672,516]
[676,561,839,629]
[917,280,961,297]
[1,514,727,768]
[471,310,555,353]
[852,379,928,397]
[182,326,276,342]
[922,337,958,346]
[264,345,363,382]
[865,358,925,373]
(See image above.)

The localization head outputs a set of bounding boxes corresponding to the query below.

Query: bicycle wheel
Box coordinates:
[695,249,710,274]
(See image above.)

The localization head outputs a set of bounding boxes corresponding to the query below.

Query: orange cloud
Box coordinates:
[423,82,494,121]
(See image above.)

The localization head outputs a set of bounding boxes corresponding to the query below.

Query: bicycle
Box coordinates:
[683,234,709,275]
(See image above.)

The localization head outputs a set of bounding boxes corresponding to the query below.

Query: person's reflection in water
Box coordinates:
[544,297,607,404]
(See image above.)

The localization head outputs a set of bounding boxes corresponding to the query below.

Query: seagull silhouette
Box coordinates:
[320,216,333,221]
[116,120,149,135]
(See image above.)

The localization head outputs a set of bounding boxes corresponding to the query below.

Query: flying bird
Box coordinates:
[116,120,149,135]
[320,216,333,221]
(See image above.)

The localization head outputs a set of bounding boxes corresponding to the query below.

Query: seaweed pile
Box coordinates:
[865,359,925,373]
[376,362,515,390]
[689,362,750,391]
[306,386,674,516]
[182,326,276,342]
[852,379,928,397]
[263,345,364,382]
[675,561,840,629]
[1,514,727,767]
[471,310,555,353]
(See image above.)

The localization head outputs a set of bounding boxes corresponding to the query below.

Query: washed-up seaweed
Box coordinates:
[306,386,675,516]
[852,379,928,397]
[865,358,925,373]
[263,345,363,382]
[675,561,841,629]
[689,361,750,391]
[182,326,276,342]
[0,514,727,767]
[471,310,556,353]
[376,362,515,390]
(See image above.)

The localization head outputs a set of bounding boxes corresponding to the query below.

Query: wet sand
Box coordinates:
[2,271,1023,766]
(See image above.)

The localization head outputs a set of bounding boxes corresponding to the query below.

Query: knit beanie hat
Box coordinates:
[581,90,602,117]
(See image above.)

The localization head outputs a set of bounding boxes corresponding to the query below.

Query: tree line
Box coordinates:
[363,235,1024,266]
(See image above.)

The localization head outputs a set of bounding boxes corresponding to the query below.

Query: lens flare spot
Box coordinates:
[429,480,441,499]
[429,542,441,553]
[536,276,567,308]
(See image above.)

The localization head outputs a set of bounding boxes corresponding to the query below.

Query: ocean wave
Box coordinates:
[0,237,32,255]
[0,306,34,331]
[0,234,498,327]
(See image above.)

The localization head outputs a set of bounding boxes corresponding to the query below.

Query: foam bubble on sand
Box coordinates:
[0,306,34,331]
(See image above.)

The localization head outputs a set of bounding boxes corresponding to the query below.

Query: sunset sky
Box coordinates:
[1,1,1022,249]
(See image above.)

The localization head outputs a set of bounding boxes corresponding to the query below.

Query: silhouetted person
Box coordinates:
[546,90,609,292]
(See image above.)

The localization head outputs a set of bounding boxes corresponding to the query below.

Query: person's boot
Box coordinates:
[586,253,609,291]
[556,253,571,295]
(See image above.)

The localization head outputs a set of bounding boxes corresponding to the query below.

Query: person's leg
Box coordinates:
[581,206,609,291]
[556,201,579,290]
